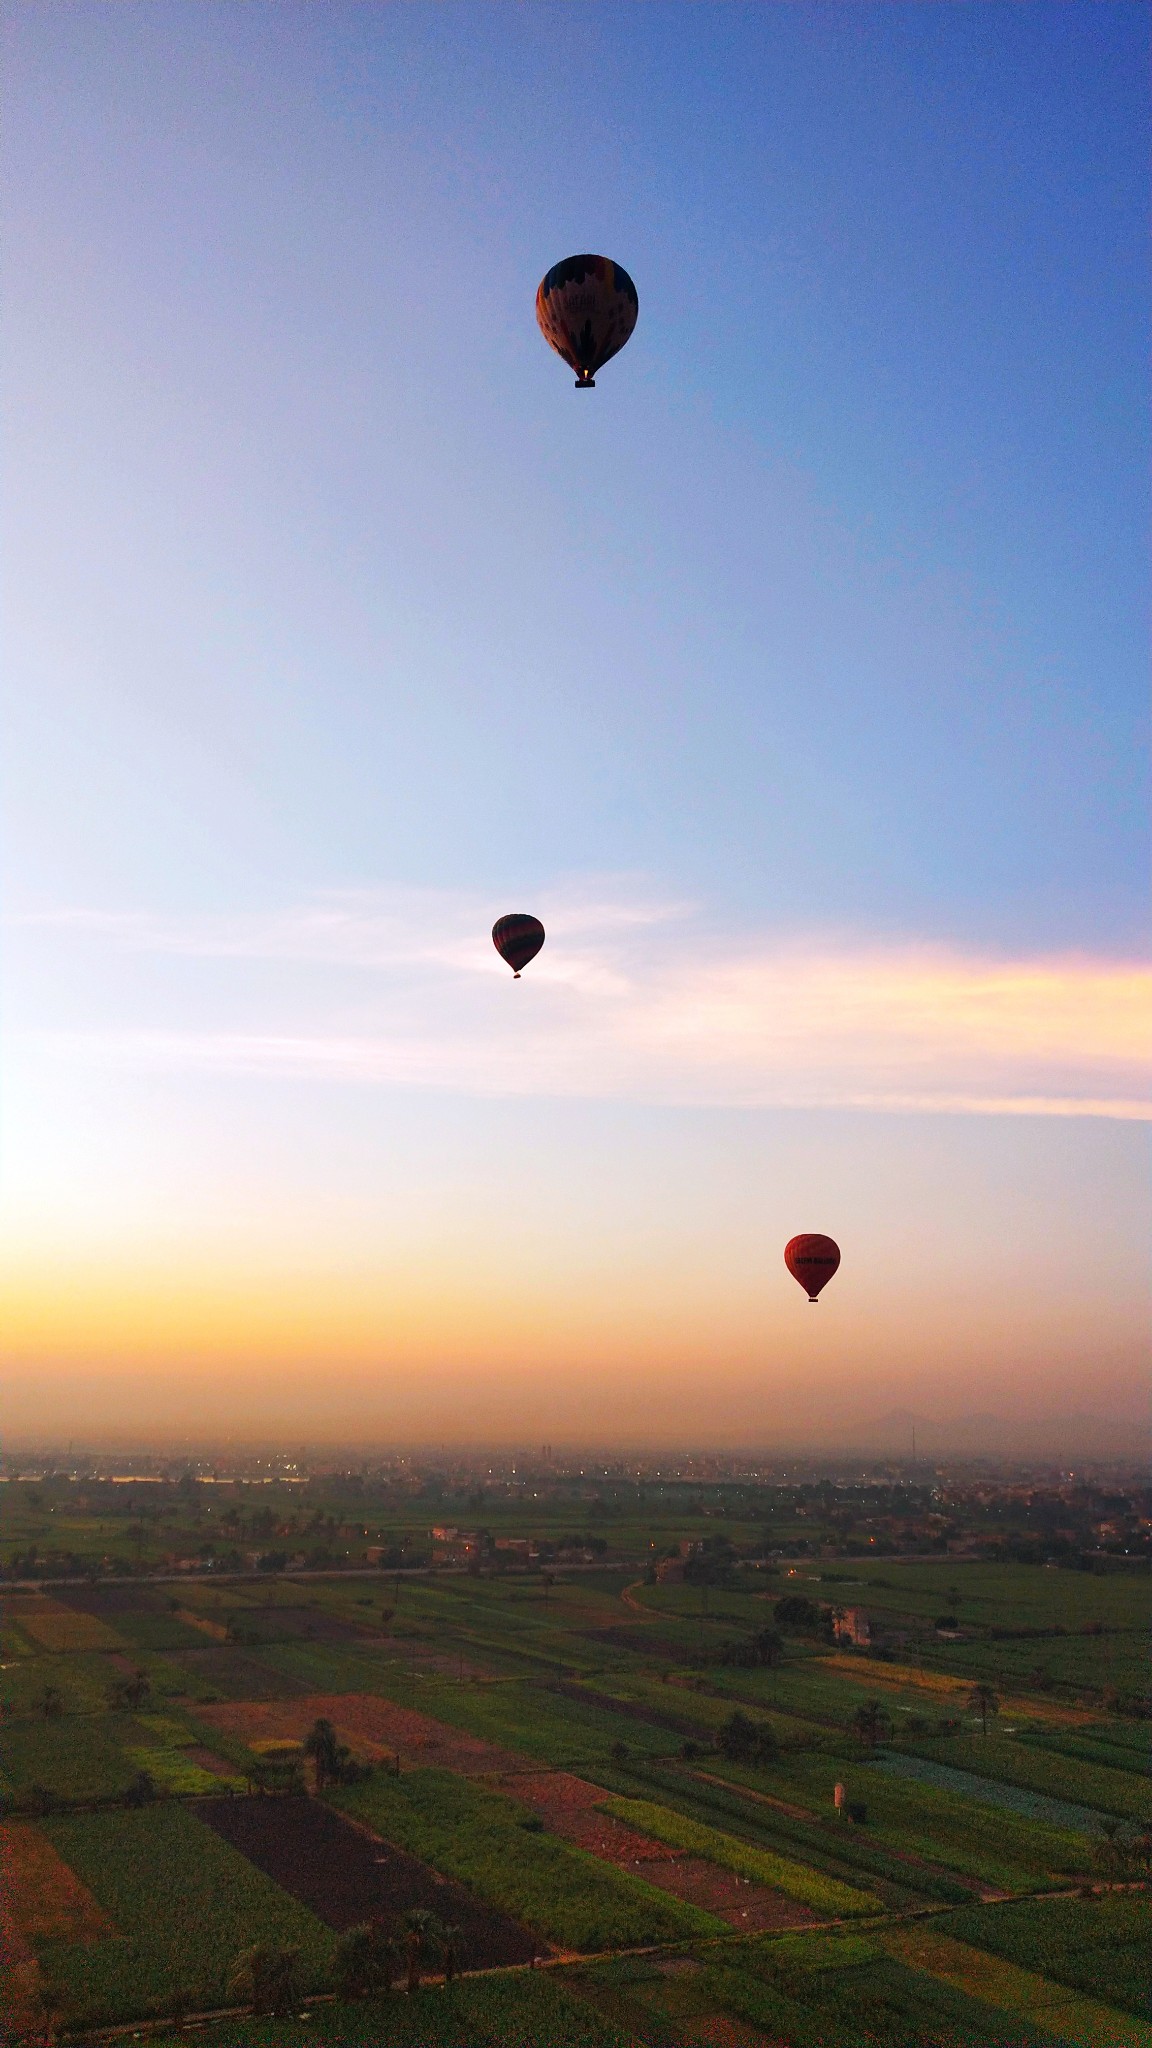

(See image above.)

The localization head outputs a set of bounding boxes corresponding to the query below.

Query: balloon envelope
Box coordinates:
[785,1234,841,1303]
[492,914,546,977]
[536,255,638,387]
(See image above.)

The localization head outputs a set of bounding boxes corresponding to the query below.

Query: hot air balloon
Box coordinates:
[535,255,638,388]
[785,1234,841,1304]
[492,914,545,978]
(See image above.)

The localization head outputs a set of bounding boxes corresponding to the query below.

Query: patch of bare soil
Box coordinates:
[193,1694,523,1774]
[1,1821,113,1943]
[505,1769,623,1813]
[500,1773,676,1864]
[498,1772,818,1933]
[196,1795,539,1966]
[689,2017,778,2047]
[225,1607,383,1646]
[640,1856,818,1932]
[183,1743,242,1778]
[170,1648,314,1699]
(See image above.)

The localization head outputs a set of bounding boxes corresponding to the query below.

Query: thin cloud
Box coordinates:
[27,889,1151,1118]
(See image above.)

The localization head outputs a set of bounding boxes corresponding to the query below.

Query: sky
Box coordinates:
[3,2,1149,1451]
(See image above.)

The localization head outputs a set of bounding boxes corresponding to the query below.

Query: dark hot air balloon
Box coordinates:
[785,1234,841,1303]
[536,255,638,388]
[492,914,545,978]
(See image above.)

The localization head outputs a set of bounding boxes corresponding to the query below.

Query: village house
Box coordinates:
[833,1606,871,1647]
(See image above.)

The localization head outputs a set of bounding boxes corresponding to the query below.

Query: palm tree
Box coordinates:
[229,1943,300,2015]
[403,1910,443,1994]
[968,1682,999,1736]
[37,1986,64,2047]
[849,1699,891,1750]
[302,1716,341,1790]
[441,1924,463,1987]
[333,1922,398,1999]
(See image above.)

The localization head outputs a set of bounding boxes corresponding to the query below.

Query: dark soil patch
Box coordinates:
[499,1773,815,1935]
[54,1586,167,1616]
[184,1744,242,1778]
[582,1626,691,1660]
[220,1606,377,1645]
[196,1796,541,1966]
[169,1648,313,1699]
[193,1694,523,1774]
[640,1856,818,1931]
[555,1679,698,1736]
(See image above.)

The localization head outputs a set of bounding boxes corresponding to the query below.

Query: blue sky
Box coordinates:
[3,3,1148,1446]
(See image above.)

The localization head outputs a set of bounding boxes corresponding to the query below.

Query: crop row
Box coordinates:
[901,1731,1152,1824]
[330,1768,724,1950]
[599,1794,879,1916]
[37,1805,336,2026]
[937,1894,1152,2021]
[878,1922,1152,2048]
[748,1747,1094,1888]
[612,1759,970,1905]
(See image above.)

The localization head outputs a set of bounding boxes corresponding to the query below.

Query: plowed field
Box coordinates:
[497,1773,817,1935]
[170,1648,313,1699]
[0,1820,109,2040]
[1,1820,112,1941]
[4,1597,124,1652]
[195,1693,523,1773]
[196,1795,540,1966]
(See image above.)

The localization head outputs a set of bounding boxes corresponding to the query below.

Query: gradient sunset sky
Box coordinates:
[4,3,1148,1448]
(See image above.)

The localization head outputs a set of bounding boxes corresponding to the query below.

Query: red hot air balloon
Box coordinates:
[536,255,638,388]
[492,914,545,979]
[785,1234,841,1303]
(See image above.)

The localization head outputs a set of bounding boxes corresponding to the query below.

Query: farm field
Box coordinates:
[198,1794,540,1965]
[2,1466,1149,2043]
[35,1804,337,2025]
[331,1768,727,1950]
[148,1973,645,2046]
[936,1893,1152,2021]
[495,1769,822,1933]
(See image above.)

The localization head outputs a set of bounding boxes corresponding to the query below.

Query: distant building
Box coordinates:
[833,1607,871,1647]
[656,1557,686,1584]
[432,1528,488,1567]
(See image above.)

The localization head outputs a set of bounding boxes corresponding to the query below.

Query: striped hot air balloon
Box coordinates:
[492,914,545,978]
[785,1235,841,1303]
[535,255,638,388]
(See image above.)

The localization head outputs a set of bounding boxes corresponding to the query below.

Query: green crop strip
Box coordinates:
[879,1923,1152,2048]
[937,1894,1152,2021]
[599,1795,881,1916]
[330,1768,726,1951]
[37,1805,335,2025]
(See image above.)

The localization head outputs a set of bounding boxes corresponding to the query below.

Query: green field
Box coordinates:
[600,1793,880,1915]
[900,1732,1151,1823]
[37,1804,336,2025]
[148,1973,644,2046]
[938,1894,1152,2022]
[331,1768,724,1950]
[3,1471,1149,2044]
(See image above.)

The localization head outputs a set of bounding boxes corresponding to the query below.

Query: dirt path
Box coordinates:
[620,1580,652,1614]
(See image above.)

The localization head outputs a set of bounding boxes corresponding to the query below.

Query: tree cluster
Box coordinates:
[717,1709,779,1765]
